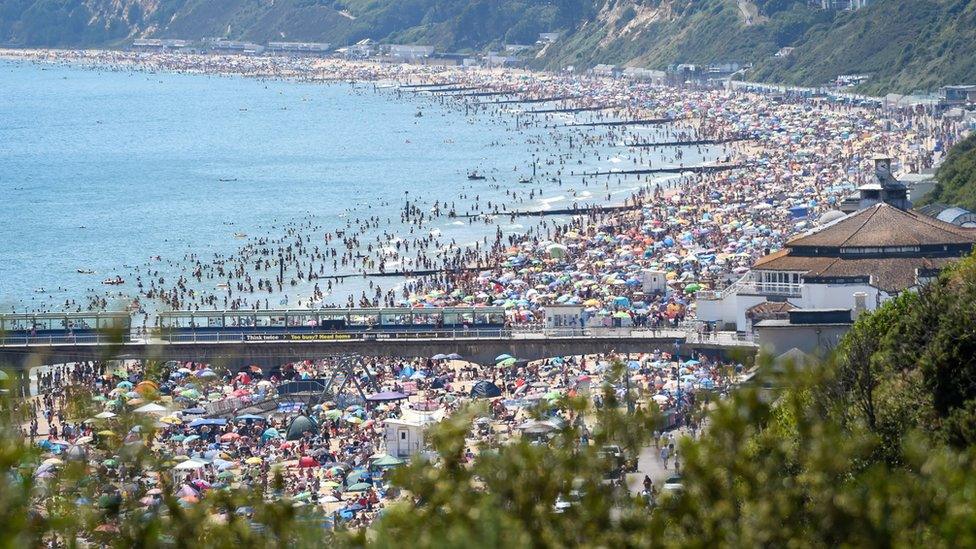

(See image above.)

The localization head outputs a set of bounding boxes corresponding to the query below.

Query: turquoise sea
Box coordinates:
[0,59,715,312]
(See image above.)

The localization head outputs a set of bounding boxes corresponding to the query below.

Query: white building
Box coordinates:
[544,304,585,332]
[537,32,560,44]
[640,269,668,294]
[389,45,434,60]
[384,408,443,458]
[267,42,332,56]
[697,159,976,331]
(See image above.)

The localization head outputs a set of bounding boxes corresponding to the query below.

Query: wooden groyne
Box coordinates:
[625,136,753,147]
[580,164,749,177]
[413,85,485,93]
[399,82,461,89]
[457,90,516,97]
[524,105,618,115]
[485,95,582,105]
[565,118,675,128]
[313,264,496,280]
[456,203,644,218]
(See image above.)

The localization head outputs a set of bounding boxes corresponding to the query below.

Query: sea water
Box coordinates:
[0,59,718,313]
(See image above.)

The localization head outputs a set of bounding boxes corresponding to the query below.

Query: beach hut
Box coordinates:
[385,416,435,458]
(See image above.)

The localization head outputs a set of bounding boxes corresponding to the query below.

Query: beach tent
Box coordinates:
[470,380,502,399]
[287,415,318,441]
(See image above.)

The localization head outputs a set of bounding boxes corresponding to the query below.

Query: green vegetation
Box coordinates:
[4,251,976,546]
[918,133,976,212]
[749,0,976,94]
[2,0,975,92]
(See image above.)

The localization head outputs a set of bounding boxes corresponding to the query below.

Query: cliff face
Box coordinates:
[1,0,974,94]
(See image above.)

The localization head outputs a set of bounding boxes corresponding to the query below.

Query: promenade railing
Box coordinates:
[0,326,756,347]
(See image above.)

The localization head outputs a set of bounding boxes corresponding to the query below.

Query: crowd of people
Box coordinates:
[2,49,965,333]
[21,347,741,528]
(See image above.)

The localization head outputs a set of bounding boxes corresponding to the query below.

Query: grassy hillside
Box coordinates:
[534,0,829,71]
[917,133,976,212]
[749,0,976,94]
[0,0,974,93]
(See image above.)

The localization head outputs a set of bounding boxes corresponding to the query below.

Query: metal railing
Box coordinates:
[696,272,802,300]
[0,326,757,347]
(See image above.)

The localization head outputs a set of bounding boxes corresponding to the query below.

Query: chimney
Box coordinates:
[874,157,892,176]
[853,292,867,319]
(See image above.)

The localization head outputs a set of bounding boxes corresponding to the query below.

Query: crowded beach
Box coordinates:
[1,48,965,336]
[21,347,742,529]
[3,47,965,533]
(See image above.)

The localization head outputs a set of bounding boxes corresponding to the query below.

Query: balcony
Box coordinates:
[696,271,803,300]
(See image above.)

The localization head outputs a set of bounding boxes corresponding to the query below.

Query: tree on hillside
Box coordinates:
[918,132,976,212]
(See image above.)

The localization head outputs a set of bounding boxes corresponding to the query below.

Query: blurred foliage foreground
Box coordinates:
[3,252,976,547]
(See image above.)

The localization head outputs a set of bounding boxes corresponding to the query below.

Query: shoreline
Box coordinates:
[0,47,964,332]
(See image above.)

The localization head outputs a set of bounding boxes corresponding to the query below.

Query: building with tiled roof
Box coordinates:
[697,158,976,331]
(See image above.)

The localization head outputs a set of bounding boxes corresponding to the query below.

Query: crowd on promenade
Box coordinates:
[19,347,741,528]
[2,49,965,330]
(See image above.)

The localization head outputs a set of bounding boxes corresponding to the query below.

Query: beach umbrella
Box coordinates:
[235,414,264,422]
[298,456,319,468]
[219,432,241,442]
[217,470,236,480]
[189,418,226,428]
[245,457,263,465]
[323,409,342,420]
[116,381,134,390]
[373,455,406,468]
[262,428,281,440]
[365,391,408,402]
[497,358,517,367]
[133,403,167,414]
[94,411,116,419]
[135,381,158,394]
[345,482,372,493]
[495,354,513,362]
[174,459,206,471]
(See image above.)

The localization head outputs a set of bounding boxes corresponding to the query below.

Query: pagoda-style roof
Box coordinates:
[784,203,976,249]
[752,203,976,293]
